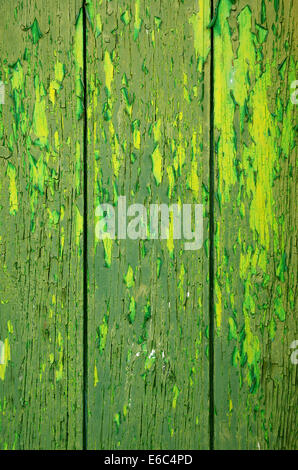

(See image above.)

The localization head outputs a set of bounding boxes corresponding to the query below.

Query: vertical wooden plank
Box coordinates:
[214,0,297,449]
[0,1,84,449]
[86,0,211,449]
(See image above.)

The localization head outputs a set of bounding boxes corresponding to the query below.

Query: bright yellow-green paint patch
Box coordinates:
[124,265,135,289]
[94,363,99,387]
[215,280,222,331]
[0,338,11,381]
[109,122,122,178]
[96,13,102,35]
[11,61,24,90]
[7,163,18,215]
[55,61,64,82]
[134,0,142,38]
[172,384,180,409]
[133,128,141,149]
[76,206,83,247]
[188,159,200,200]
[7,321,13,334]
[151,146,163,185]
[103,237,113,267]
[189,1,210,69]
[104,51,114,94]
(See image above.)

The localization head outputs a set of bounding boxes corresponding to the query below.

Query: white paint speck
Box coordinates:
[149,349,156,359]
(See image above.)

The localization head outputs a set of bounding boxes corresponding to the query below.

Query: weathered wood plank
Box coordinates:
[0,0,84,449]
[214,0,297,449]
[86,0,211,449]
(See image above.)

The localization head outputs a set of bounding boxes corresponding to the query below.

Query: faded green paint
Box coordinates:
[214,0,297,450]
[0,0,83,449]
[0,0,296,451]
[86,0,211,450]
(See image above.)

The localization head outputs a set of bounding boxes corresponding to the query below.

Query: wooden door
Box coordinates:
[0,0,296,450]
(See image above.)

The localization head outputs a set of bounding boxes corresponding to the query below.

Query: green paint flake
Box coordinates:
[47,209,60,226]
[134,0,142,40]
[156,257,162,278]
[172,384,180,409]
[0,338,11,381]
[154,17,162,30]
[114,413,121,432]
[75,206,83,247]
[143,302,151,326]
[29,153,47,194]
[55,61,65,83]
[96,13,102,37]
[132,119,141,149]
[255,23,268,44]
[11,60,24,91]
[274,295,286,322]
[151,146,163,185]
[94,364,99,387]
[103,237,113,267]
[74,9,84,69]
[121,11,131,25]
[128,296,136,324]
[269,317,277,340]
[228,317,238,341]
[104,51,114,95]
[276,252,287,282]
[124,265,135,289]
[7,163,18,215]
[23,18,43,44]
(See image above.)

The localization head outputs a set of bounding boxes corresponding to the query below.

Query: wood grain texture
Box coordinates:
[0,0,84,449]
[214,0,297,450]
[86,0,211,449]
[0,0,296,451]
